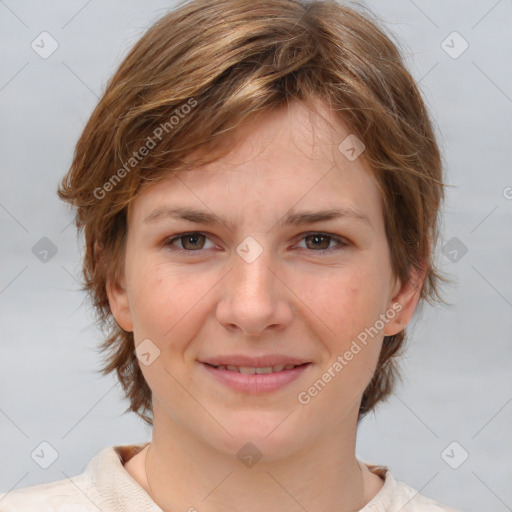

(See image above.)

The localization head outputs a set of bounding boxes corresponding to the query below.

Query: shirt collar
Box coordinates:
[85,444,395,512]
[84,442,162,511]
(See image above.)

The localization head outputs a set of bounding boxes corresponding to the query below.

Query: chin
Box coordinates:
[203,417,307,462]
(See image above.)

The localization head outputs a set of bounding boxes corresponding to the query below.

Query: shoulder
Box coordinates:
[362,463,463,512]
[0,444,148,512]
[0,472,96,512]
[390,479,462,511]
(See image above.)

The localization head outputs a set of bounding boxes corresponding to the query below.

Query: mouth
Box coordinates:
[199,359,312,393]
[203,362,308,374]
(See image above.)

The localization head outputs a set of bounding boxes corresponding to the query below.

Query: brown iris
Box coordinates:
[304,234,331,250]
[180,233,206,250]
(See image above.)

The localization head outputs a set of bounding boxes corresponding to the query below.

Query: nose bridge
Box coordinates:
[231,240,276,304]
[216,237,292,335]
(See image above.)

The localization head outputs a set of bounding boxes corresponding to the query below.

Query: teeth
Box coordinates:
[212,363,301,374]
[239,366,256,375]
[255,367,273,374]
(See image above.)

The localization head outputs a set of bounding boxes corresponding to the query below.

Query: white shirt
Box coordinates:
[0,443,461,511]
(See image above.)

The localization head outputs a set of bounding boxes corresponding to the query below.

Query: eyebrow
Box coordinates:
[143,206,372,229]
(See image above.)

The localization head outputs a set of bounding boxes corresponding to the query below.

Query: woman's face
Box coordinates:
[108,100,420,459]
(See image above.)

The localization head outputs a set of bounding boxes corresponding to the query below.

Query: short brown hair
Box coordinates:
[58,0,447,426]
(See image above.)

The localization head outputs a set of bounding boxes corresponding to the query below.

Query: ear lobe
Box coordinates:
[383,264,425,337]
[106,271,134,333]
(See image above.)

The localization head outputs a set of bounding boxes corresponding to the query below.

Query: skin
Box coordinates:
[108,98,423,512]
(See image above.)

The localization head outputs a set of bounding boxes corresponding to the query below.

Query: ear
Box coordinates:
[106,268,134,333]
[383,263,425,337]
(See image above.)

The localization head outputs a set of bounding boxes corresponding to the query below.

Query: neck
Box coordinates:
[140,401,382,512]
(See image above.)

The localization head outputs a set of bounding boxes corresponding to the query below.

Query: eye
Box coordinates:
[296,233,348,252]
[163,231,349,255]
[164,232,216,252]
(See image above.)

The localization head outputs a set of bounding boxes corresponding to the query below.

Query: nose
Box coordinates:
[215,246,294,337]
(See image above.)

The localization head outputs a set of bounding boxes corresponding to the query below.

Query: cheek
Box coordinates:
[299,260,390,345]
[297,260,389,397]
[328,261,392,391]
[126,257,215,344]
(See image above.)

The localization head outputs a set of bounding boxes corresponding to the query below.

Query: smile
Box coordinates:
[205,363,304,374]
[201,362,312,393]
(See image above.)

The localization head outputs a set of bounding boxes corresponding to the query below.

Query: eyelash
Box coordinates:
[163,231,349,256]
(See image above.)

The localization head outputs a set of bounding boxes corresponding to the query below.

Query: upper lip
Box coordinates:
[200,355,310,367]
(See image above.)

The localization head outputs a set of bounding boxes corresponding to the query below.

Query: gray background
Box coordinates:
[1,1,511,511]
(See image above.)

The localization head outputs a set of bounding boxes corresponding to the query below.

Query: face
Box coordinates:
[108,99,421,460]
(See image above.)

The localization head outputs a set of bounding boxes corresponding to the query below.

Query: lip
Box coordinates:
[200,354,310,367]
[200,360,312,394]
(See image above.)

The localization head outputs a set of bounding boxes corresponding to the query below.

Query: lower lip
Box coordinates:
[200,362,312,393]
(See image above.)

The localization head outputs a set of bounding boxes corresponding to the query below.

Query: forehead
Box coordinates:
[128,100,383,229]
